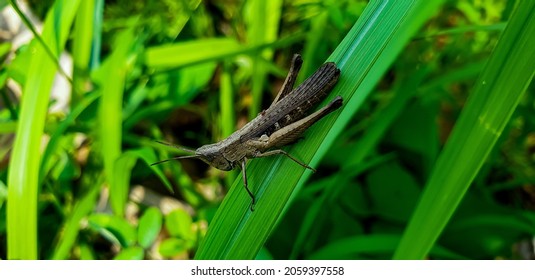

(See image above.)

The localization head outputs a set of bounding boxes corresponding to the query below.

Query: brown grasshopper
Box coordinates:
[152,54,342,211]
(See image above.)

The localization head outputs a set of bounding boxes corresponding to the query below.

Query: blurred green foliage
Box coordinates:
[0,0,533,260]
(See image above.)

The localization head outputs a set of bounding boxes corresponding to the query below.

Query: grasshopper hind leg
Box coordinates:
[255,149,317,172]
[269,54,303,107]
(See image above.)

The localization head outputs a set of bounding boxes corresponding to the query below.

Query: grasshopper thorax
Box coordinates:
[196,143,233,171]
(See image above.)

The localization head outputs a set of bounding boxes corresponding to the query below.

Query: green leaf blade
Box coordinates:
[394,1,535,259]
[6,0,82,260]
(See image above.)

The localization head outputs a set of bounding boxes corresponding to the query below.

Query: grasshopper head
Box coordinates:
[196,144,233,171]
[151,140,233,171]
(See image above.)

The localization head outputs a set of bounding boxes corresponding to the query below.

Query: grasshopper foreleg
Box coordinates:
[240,159,256,211]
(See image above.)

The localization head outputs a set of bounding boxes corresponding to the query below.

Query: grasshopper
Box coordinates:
[153,54,342,211]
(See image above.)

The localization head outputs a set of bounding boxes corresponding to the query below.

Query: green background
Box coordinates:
[0,0,533,260]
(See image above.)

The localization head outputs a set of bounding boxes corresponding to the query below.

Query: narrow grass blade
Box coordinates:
[245,0,283,118]
[7,0,82,260]
[72,0,97,104]
[93,29,138,217]
[39,91,100,185]
[51,182,101,259]
[220,62,238,187]
[394,1,535,260]
[145,38,243,70]
[300,9,330,81]
[7,0,73,84]
[144,35,306,72]
[309,234,467,260]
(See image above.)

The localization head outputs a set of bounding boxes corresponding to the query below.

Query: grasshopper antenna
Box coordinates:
[150,154,200,166]
[154,140,196,154]
[151,140,199,166]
